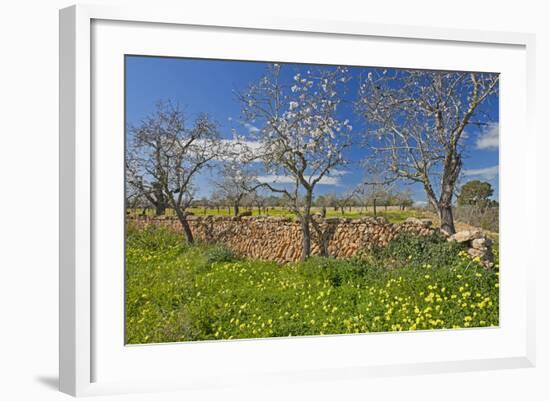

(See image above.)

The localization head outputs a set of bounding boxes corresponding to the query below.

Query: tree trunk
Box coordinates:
[301,216,311,261]
[300,190,313,261]
[437,149,461,235]
[233,204,239,216]
[155,202,166,216]
[438,203,456,235]
[340,207,345,216]
[311,219,328,257]
[181,218,194,244]
[174,209,194,244]
[373,198,377,217]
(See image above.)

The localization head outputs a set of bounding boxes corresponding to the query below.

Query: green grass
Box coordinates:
[128,207,423,224]
[125,226,499,344]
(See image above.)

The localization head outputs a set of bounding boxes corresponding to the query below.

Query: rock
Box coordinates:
[405,217,423,225]
[472,237,492,249]
[449,230,483,243]
[420,219,433,227]
[285,246,295,260]
[467,248,486,258]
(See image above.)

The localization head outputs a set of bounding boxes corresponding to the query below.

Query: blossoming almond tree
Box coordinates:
[126,101,221,243]
[356,70,499,234]
[238,64,353,259]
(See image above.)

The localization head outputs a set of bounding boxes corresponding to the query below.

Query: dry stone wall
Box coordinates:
[128,215,436,263]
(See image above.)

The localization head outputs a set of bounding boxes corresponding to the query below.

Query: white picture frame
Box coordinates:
[59,4,536,397]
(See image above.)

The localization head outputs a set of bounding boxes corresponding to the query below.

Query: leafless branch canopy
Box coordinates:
[126,101,221,241]
[237,64,353,217]
[356,69,498,233]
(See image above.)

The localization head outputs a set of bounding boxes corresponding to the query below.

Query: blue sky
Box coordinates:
[125,56,499,203]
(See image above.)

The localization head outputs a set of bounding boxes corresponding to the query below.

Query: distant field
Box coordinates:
[127,207,426,224]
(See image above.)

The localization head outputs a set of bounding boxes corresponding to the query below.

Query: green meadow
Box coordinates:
[126,225,499,344]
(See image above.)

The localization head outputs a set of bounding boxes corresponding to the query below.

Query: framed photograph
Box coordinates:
[59,4,536,396]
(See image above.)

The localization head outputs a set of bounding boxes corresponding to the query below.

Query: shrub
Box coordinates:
[370,232,466,269]
[204,244,239,264]
[300,257,363,287]
[126,223,186,252]
[453,205,499,232]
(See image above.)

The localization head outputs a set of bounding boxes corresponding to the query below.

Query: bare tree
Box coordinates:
[356,69,498,234]
[330,190,359,216]
[356,181,391,217]
[126,101,220,243]
[238,64,353,260]
[125,143,168,216]
[214,161,259,216]
[209,190,225,214]
[125,185,149,216]
[250,192,268,215]
[394,189,414,210]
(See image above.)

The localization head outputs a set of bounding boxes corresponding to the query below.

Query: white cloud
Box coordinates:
[243,122,260,133]
[257,174,341,186]
[475,122,499,150]
[316,176,341,185]
[220,138,262,152]
[328,169,349,177]
[463,165,499,180]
